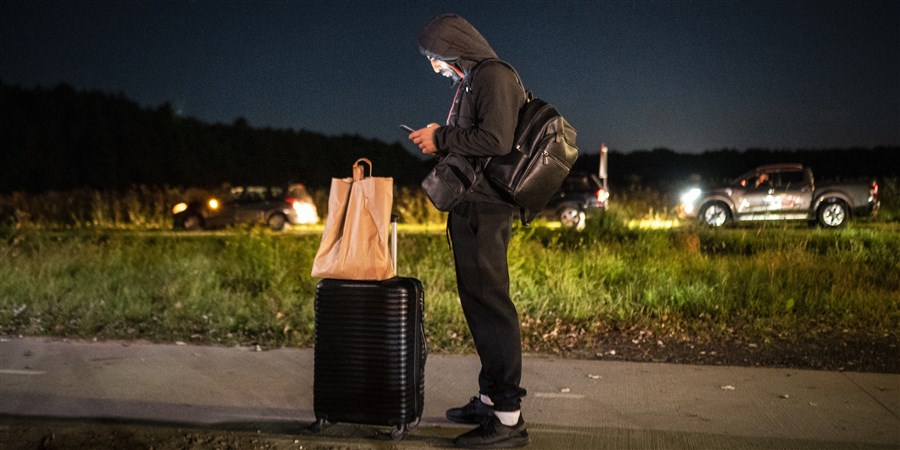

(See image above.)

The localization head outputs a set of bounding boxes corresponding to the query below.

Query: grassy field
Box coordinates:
[2,213,898,355]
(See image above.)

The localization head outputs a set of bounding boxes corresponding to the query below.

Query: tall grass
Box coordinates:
[0,230,321,345]
[2,216,897,352]
[0,186,197,229]
[0,185,452,229]
[3,176,897,230]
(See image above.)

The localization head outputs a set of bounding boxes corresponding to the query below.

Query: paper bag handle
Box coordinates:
[352,158,373,181]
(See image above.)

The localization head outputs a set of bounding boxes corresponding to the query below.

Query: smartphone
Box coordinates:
[400,124,415,134]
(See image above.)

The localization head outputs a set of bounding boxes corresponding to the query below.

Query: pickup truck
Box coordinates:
[679,163,879,228]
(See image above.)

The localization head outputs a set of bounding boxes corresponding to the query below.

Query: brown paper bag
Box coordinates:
[311,158,395,280]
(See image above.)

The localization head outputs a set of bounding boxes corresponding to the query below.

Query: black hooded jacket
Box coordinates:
[418,14,526,203]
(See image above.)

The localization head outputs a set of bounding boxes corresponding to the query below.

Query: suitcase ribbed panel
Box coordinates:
[313,277,425,427]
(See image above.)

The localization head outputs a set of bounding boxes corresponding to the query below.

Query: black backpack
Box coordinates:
[476,60,580,225]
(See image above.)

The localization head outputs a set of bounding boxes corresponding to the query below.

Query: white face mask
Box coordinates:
[430,58,461,82]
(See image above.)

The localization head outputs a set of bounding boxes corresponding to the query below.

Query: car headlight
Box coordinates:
[172,202,188,215]
[680,188,702,214]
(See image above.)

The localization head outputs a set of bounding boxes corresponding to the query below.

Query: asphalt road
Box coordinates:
[1,337,898,449]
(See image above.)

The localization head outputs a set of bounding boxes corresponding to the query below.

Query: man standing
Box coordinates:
[409,14,529,449]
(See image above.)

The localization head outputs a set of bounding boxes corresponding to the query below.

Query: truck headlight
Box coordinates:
[680,188,702,214]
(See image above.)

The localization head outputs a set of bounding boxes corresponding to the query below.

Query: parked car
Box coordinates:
[679,163,879,228]
[172,183,319,231]
[539,171,609,229]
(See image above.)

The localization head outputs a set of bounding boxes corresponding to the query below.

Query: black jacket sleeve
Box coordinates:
[434,63,524,157]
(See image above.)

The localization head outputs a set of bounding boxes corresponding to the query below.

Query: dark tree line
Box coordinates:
[1,82,897,194]
[0,82,428,193]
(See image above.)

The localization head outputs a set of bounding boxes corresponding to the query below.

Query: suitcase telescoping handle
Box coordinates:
[391,214,398,274]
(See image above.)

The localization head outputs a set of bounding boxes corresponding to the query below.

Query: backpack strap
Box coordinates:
[465,58,527,98]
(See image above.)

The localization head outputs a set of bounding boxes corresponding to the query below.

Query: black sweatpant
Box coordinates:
[449,201,527,412]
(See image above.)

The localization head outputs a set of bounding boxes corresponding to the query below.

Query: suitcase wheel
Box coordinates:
[390,415,421,440]
[390,424,407,441]
[306,418,327,434]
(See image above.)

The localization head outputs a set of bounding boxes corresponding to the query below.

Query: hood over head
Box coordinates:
[418,14,498,73]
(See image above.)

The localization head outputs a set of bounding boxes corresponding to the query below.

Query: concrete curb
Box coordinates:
[2,337,898,449]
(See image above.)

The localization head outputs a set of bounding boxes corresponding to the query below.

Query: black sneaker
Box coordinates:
[454,415,528,449]
[446,396,495,424]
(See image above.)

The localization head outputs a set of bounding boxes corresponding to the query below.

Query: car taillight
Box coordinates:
[285,197,299,206]
[596,188,609,203]
[870,182,878,197]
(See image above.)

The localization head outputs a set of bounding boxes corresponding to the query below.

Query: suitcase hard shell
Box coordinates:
[310,276,426,439]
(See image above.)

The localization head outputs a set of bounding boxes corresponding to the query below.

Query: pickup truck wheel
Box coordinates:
[817,200,848,228]
[699,202,731,227]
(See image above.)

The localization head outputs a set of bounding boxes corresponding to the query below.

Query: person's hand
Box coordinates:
[409,123,440,155]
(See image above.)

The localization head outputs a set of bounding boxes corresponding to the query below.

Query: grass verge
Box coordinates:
[1,218,898,365]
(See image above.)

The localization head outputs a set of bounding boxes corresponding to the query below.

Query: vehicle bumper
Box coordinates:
[677,204,698,219]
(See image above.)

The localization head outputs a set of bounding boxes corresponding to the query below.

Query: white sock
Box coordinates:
[494,409,521,426]
[480,394,494,406]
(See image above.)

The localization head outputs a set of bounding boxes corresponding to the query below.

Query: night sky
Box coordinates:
[2,0,898,155]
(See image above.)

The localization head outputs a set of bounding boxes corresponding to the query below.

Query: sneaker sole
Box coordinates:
[446,414,494,425]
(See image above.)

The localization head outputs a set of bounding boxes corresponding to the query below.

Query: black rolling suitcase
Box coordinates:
[308,216,426,440]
